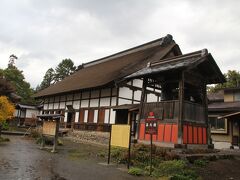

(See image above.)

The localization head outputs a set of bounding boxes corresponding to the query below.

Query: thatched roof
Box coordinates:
[34,34,181,98]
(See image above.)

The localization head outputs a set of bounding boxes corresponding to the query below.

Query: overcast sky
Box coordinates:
[0,0,239,88]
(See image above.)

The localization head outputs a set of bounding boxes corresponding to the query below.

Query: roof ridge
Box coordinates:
[150,49,208,67]
[83,34,174,68]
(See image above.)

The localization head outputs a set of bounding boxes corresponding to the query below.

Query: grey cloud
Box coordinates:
[0,0,239,87]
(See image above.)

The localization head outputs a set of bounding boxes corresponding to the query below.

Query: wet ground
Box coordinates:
[0,135,149,180]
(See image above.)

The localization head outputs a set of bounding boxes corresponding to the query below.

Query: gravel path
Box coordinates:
[0,135,150,180]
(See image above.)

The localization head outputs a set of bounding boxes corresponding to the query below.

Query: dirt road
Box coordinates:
[0,135,148,180]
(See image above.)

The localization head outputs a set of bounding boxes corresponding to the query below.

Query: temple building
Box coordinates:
[34,34,225,148]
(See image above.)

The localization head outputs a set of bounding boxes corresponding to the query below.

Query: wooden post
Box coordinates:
[150,134,153,175]
[107,125,112,164]
[238,121,240,148]
[135,77,148,140]
[51,120,59,153]
[40,132,45,150]
[231,119,234,147]
[178,72,184,145]
[127,116,132,169]
[202,82,210,145]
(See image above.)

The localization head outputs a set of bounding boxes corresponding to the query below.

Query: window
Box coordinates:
[209,116,227,133]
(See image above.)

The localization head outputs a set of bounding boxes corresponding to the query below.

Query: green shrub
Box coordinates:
[193,159,208,167]
[30,129,41,139]
[111,146,128,164]
[155,160,186,177]
[1,121,9,130]
[128,167,144,176]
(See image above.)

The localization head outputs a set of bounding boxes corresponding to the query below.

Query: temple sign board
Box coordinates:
[42,121,57,136]
[145,112,158,135]
[37,114,63,153]
[110,124,130,148]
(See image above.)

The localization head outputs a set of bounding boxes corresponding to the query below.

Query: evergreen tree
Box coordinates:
[2,66,35,104]
[54,59,76,82]
[209,70,240,92]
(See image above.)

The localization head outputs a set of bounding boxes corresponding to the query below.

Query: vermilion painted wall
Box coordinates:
[139,122,207,145]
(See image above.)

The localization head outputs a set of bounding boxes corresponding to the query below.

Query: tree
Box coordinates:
[8,54,18,68]
[2,67,35,104]
[36,68,55,91]
[0,77,15,96]
[0,96,15,136]
[35,58,77,91]
[54,59,76,82]
[209,70,240,92]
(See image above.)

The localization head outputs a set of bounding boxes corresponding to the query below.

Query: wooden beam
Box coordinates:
[136,77,148,140]
[202,81,210,145]
[123,84,161,96]
[178,72,184,144]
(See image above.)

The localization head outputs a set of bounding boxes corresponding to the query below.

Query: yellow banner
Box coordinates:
[111,125,130,148]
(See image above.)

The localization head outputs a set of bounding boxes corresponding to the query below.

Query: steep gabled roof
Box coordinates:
[34,34,181,98]
[125,49,225,84]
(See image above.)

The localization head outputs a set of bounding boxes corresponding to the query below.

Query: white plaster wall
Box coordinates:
[20,111,26,118]
[75,112,79,122]
[84,110,88,123]
[147,94,158,102]
[147,87,154,91]
[127,81,132,85]
[101,88,111,97]
[94,110,98,123]
[43,104,48,110]
[90,99,99,107]
[59,102,65,109]
[48,103,53,109]
[14,110,19,117]
[119,87,132,99]
[91,90,100,98]
[118,98,132,105]
[104,109,110,124]
[73,101,80,109]
[53,103,59,109]
[100,97,110,106]
[81,100,89,108]
[134,90,141,101]
[82,91,90,99]
[66,101,72,106]
[111,97,117,106]
[109,109,116,124]
[64,112,68,122]
[133,79,143,88]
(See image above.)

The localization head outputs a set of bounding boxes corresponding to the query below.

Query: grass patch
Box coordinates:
[128,167,144,176]
[68,149,89,160]
[193,159,208,167]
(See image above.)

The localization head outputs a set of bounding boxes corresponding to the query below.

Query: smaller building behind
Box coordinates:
[208,87,240,149]
[14,104,42,127]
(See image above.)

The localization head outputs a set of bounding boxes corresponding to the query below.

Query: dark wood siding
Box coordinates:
[98,108,105,124]
[79,109,84,123]
[88,109,94,123]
